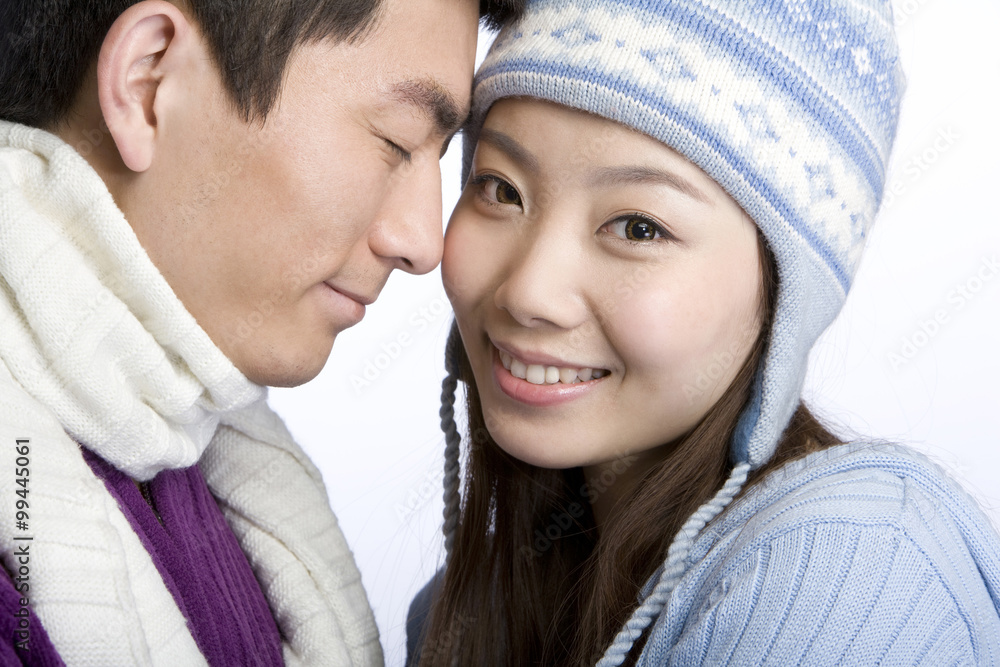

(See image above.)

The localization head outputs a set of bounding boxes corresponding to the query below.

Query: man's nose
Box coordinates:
[368,160,444,275]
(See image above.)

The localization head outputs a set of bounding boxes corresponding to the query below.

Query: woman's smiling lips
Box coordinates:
[490,340,610,407]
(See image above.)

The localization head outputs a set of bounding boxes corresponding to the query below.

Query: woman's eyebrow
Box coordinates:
[477,128,540,173]
[588,165,712,205]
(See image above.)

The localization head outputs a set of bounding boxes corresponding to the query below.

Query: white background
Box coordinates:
[271,3,1000,664]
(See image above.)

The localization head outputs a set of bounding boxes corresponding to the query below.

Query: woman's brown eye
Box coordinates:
[473,174,523,208]
[604,214,668,243]
[494,180,521,205]
[624,216,658,241]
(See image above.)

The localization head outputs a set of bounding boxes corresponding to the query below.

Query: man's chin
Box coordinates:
[235,338,337,388]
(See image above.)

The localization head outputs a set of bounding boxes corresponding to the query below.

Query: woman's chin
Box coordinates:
[490,436,576,470]
[489,432,602,470]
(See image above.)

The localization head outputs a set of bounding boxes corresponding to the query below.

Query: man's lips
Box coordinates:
[325,282,376,306]
[321,282,375,326]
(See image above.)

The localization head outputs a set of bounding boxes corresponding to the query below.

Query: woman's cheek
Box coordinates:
[605,287,688,376]
[442,210,498,311]
[603,277,732,409]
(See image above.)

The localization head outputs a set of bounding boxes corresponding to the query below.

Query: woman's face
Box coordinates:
[444,99,762,471]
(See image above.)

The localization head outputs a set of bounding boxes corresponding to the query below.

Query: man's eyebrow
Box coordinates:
[477,128,540,173]
[588,165,712,205]
[391,79,467,137]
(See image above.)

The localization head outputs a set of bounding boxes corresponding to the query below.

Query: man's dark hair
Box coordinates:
[0,0,525,129]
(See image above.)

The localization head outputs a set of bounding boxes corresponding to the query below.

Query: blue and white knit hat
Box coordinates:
[461,0,905,470]
[440,1,904,663]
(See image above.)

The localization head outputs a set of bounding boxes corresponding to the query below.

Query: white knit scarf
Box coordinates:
[0,121,382,666]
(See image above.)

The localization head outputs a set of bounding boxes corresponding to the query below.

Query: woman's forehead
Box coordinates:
[479,98,735,205]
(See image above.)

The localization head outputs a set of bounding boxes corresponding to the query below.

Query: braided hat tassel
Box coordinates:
[596,462,751,667]
[440,324,463,561]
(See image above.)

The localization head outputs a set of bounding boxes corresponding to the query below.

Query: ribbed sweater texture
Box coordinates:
[634,443,1000,665]
[407,443,1000,665]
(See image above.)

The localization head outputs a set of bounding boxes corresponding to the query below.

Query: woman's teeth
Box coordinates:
[499,350,609,385]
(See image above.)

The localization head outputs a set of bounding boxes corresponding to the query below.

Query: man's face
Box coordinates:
[121,0,478,386]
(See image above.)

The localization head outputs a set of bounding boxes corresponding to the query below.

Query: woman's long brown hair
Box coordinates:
[418,231,841,666]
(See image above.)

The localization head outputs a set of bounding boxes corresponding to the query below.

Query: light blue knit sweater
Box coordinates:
[407,441,1000,665]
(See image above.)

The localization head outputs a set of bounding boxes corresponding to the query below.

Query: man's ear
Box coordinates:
[97,0,196,173]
